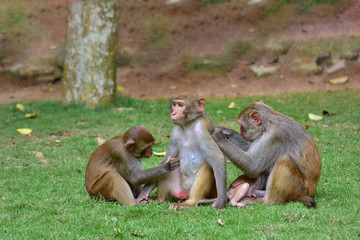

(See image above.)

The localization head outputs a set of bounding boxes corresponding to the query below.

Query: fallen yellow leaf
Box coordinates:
[117,86,125,91]
[153,151,166,156]
[17,128,32,135]
[42,87,54,92]
[96,137,106,146]
[228,102,239,109]
[217,219,224,226]
[16,103,25,111]
[329,76,348,85]
[308,113,323,121]
[25,113,37,118]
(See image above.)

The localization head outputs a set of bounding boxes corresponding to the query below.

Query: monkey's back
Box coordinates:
[274,114,322,193]
[85,136,125,193]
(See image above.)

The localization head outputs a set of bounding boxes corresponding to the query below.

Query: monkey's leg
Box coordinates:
[264,156,310,206]
[92,170,134,205]
[228,183,250,207]
[227,175,250,199]
[169,163,215,210]
[237,196,259,208]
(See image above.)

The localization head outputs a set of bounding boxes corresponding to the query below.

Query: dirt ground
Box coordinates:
[0,0,360,103]
[1,62,359,103]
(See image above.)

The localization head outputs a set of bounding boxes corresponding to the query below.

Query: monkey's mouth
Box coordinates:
[240,126,246,139]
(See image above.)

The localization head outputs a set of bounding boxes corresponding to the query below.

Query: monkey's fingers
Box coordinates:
[169,158,180,169]
[236,203,246,208]
[211,128,226,141]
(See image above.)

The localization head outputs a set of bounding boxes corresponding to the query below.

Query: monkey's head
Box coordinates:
[170,95,205,126]
[237,102,269,142]
[123,126,154,158]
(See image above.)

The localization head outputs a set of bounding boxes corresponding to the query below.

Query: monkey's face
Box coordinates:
[237,117,248,139]
[238,110,264,142]
[131,141,153,158]
[171,100,187,125]
[140,144,153,158]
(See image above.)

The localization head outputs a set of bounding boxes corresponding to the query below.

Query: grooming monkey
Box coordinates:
[85,126,180,205]
[212,102,321,207]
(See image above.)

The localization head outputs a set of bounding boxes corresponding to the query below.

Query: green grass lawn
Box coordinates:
[1,89,359,239]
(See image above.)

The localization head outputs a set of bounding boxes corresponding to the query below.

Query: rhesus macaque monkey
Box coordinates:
[212,102,322,208]
[85,126,180,206]
[216,126,267,207]
[226,174,266,208]
[138,95,227,210]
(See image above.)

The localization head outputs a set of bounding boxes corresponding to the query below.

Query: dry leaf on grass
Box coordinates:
[228,102,239,109]
[25,113,37,118]
[17,128,32,135]
[153,151,166,156]
[16,103,25,111]
[308,113,323,121]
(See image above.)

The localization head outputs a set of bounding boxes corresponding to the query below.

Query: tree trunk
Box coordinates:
[62,0,118,108]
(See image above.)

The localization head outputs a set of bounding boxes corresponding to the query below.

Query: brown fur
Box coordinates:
[85,126,179,205]
[213,102,321,208]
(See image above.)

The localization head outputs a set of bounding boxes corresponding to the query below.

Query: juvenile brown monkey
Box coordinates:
[212,102,321,208]
[226,174,266,208]
[85,126,180,206]
[137,95,227,210]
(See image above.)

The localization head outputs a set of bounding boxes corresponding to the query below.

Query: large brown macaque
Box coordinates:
[212,102,322,208]
[139,95,227,210]
[85,126,180,206]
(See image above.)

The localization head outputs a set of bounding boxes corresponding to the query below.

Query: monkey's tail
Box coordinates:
[295,196,317,208]
[194,198,217,207]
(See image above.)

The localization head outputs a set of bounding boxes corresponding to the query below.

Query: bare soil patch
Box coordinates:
[0,0,359,103]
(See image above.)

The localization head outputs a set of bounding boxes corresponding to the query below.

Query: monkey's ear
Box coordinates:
[196,98,206,112]
[125,139,136,149]
[249,111,261,125]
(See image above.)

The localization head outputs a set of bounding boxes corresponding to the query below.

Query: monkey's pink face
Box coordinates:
[240,125,247,139]
[141,145,153,158]
[238,118,247,139]
[171,100,186,123]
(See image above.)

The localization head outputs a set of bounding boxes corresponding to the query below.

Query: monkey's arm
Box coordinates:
[196,125,227,210]
[129,158,180,186]
[213,126,250,151]
[132,182,157,205]
[212,127,272,178]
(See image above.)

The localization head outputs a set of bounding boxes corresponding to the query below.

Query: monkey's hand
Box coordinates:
[132,182,156,206]
[211,127,227,143]
[213,126,235,139]
[164,158,180,171]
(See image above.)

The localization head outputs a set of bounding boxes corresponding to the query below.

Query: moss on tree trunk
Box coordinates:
[62,0,118,108]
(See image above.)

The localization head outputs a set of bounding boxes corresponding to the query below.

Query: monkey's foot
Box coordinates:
[236,202,247,208]
[132,197,149,205]
[169,203,192,210]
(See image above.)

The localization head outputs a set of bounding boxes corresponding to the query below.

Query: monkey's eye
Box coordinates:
[178,102,184,107]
